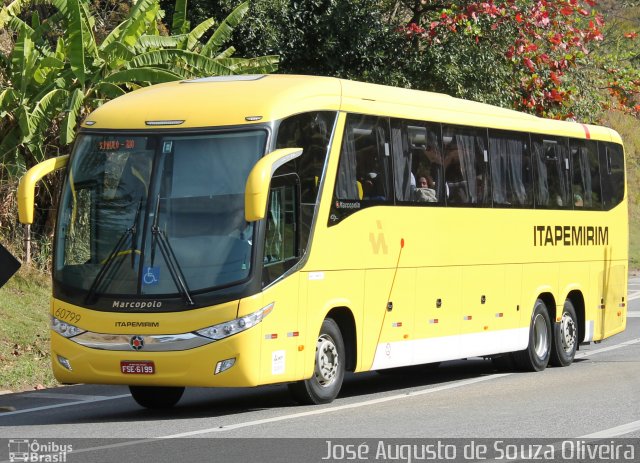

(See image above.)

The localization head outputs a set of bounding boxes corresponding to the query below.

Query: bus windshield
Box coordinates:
[54,130,267,303]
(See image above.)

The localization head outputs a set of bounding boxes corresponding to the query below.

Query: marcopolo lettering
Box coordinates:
[112,300,162,309]
[335,200,361,210]
[533,225,609,246]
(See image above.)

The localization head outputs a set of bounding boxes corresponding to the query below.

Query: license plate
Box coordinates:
[120,361,155,374]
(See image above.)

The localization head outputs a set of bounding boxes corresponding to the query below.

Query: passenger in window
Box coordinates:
[415,176,437,202]
[574,194,584,208]
[362,172,386,200]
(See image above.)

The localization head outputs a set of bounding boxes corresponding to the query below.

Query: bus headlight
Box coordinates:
[196,302,274,340]
[51,316,86,338]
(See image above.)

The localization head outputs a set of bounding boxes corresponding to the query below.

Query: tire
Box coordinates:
[288,318,345,405]
[129,386,184,409]
[512,299,552,372]
[550,299,578,367]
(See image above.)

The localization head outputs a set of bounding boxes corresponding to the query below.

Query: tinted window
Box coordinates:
[488,130,533,207]
[395,121,445,205]
[599,142,625,210]
[330,115,391,224]
[532,137,571,209]
[276,111,336,249]
[262,175,300,286]
[276,111,336,205]
[442,126,490,206]
[570,140,602,210]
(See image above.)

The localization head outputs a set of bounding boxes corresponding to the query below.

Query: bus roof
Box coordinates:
[83,74,621,144]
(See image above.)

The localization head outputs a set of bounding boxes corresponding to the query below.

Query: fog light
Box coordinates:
[214,358,236,375]
[57,355,72,371]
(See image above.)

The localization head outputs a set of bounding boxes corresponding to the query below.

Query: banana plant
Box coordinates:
[0,0,279,176]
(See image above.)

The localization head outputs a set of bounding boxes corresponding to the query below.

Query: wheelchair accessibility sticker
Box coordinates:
[142,266,160,286]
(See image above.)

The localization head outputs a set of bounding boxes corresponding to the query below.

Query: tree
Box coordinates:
[397,0,640,121]
[0,0,277,173]
[594,1,640,115]
[0,0,277,262]
[161,0,410,86]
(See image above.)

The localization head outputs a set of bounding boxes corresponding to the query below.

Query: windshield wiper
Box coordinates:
[85,199,143,304]
[150,195,194,306]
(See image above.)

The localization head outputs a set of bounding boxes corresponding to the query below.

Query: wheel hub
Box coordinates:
[315,334,339,387]
[560,312,577,352]
[533,313,549,359]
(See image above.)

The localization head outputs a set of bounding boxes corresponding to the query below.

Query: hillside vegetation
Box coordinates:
[0,268,54,391]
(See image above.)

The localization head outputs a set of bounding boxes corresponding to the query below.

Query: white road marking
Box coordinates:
[165,374,511,437]
[580,419,640,438]
[160,337,640,437]
[575,337,640,359]
[0,394,131,417]
[19,392,113,401]
[627,290,640,301]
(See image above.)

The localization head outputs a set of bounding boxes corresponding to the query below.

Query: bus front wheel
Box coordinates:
[549,299,578,367]
[129,386,184,409]
[288,318,345,405]
[513,299,551,372]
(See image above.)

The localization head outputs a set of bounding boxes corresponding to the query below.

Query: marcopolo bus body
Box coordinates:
[18,75,627,408]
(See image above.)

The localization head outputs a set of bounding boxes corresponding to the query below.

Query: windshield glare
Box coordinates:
[55,130,266,301]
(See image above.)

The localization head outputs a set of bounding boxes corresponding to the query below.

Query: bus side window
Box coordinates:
[330,114,392,225]
[442,125,491,206]
[570,140,601,210]
[275,111,337,251]
[599,142,625,210]
[262,174,300,287]
[394,120,444,205]
[488,130,532,207]
[275,112,336,205]
[532,137,571,209]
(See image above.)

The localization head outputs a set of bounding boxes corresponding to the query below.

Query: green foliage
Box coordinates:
[594,3,640,116]
[0,267,55,391]
[0,0,278,174]
[175,0,408,86]
[0,0,278,259]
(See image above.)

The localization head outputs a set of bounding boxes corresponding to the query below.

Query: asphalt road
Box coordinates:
[1,277,639,462]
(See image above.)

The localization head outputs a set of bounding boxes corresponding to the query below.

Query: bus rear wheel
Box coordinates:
[129,386,184,409]
[550,299,578,367]
[288,318,345,405]
[513,299,551,372]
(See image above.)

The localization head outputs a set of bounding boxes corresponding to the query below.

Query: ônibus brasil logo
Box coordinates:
[8,439,72,462]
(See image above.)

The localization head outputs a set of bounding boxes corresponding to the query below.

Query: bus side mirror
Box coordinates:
[17,155,70,224]
[245,148,303,222]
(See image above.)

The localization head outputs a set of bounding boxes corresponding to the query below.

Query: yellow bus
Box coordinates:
[18,75,627,409]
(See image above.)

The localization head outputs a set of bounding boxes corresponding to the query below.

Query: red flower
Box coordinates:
[549,33,563,45]
[560,7,573,16]
[523,57,535,72]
